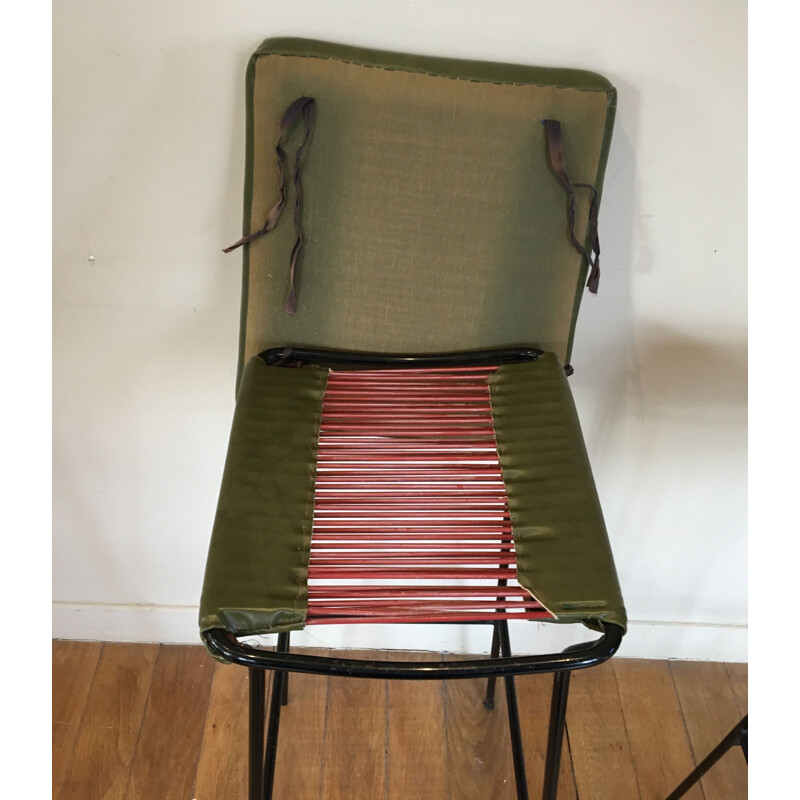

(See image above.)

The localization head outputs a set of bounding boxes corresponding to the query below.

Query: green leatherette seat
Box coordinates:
[200,353,625,639]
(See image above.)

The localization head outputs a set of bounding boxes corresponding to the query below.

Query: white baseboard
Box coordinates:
[52,602,747,662]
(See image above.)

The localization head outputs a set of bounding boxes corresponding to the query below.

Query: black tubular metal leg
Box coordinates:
[665,714,748,800]
[738,717,748,763]
[484,622,501,710]
[485,554,510,709]
[214,624,625,800]
[248,669,266,800]
[542,670,571,800]
[263,633,291,800]
[497,621,529,800]
[281,633,290,706]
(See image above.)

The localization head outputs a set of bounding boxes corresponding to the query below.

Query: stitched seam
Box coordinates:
[293,368,330,620]
[486,364,560,620]
[259,51,612,93]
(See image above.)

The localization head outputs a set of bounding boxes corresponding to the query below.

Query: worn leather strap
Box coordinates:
[542,119,601,294]
[226,106,600,315]
[224,96,316,314]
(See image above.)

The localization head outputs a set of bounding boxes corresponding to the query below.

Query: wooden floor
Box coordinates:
[53,641,747,800]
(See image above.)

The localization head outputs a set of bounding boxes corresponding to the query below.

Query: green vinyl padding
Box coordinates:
[199,357,329,637]
[236,38,616,386]
[200,355,626,639]
[489,355,626,631]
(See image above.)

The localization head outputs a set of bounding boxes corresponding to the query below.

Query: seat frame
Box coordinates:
[205,622,623,800]
[204,347,625,800]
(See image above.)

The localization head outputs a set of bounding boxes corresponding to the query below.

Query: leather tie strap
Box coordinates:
[225,107,598,313]
[224,96,316,314]
[542,119,602,294]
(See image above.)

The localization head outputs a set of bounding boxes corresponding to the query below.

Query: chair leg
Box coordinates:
[542,670,571,800]
[738,716,748,763]
[665,714,748,800]
[497,620,530,800]
[263,633,291,800]
[281,632,290,706]
[485,563,510,710]
[484,622,501,709]
[248,669,266,800]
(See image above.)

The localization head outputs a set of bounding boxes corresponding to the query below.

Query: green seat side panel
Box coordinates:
[488,355,626,631]
[199,357,328,637]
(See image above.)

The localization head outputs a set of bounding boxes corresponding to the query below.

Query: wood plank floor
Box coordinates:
[53,641,747,800]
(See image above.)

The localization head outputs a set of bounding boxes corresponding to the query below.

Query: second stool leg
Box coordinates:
[248,668,266,800]
[665,715,748,800]
[542,671,571,800]
[497,620,530,800]
[484,622,501,709]
[263,633,290,800]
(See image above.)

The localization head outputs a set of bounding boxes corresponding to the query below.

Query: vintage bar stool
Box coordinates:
[199,38,626,800]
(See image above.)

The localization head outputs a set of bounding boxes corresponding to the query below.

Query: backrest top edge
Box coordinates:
[252,37,615,95]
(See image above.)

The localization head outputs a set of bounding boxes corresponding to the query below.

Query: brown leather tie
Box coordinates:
[542,118,602,294]
[224,96,316,314]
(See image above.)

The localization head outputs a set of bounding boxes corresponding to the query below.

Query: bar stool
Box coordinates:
[199,38,627,800]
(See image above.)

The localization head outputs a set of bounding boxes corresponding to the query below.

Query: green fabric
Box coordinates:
[488,355,626,631]
[207,39,623,645]
[236,39,616,389]
[200,351,625,642]
[199,357,329,637]
[251,38,616,91]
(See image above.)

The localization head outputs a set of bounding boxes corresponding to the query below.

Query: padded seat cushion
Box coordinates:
[489,356,625,630]
[199,358,328,635]
[199,353,626,642]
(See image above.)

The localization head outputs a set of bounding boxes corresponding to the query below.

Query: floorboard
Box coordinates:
[53,641,104,799]
[125,645,215,800]
[566,659,641,800]
[58,643,159,800]
[444,654,516,800]
[272,647,331,800]
[386,651,448,800]
[319,649,389,800]
[614,659,702,800]
[670,661,748,800]
[515,671,579,800]
[726,662,748,717]
[52,641,748,800]
[194,658,260,799]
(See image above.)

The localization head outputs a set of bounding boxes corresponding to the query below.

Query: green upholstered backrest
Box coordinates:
[236,39,616,381]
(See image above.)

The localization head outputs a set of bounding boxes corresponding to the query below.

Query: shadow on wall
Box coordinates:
[571,73,640,457]
[567,73,746,631]
[574,74,746,453]
[633,323,746,419]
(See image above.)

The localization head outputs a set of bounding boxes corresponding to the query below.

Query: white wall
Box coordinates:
[53,0,747,660]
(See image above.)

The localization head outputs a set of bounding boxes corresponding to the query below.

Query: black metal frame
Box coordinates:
[259,346,545,369]
[206,622,623,800]
[665,715,748,800]
[210,346,625,799]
